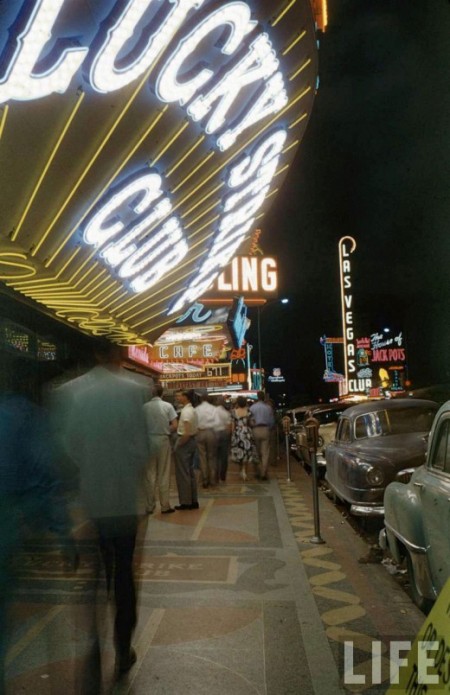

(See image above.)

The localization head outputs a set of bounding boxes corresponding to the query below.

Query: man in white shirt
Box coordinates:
[143,384,178,514]
[174,390,199,510]
[195,393,219,487]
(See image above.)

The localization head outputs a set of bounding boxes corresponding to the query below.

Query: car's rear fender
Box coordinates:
[383,480,427,554]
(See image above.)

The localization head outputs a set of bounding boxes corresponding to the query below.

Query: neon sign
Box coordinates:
[168,129,286,312]
[320,335,344,383]
[175,303,213,325]
[82,169,188,293]
[339,236,372,394]
[339,236,356,391]
[0,1,286,149]
[372,348,406,363]
[219,256,277,293]
[0,0,318,343]
[127,344,151,366]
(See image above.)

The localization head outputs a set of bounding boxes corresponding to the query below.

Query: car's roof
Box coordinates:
[340,398,438,419]
[286,402,350,415]
[435,400,450,417]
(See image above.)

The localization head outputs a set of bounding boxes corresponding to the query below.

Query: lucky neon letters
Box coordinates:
[0,1,288,150]
[89,0,204,94]
[155,3,256,107]
[2,1,300,311]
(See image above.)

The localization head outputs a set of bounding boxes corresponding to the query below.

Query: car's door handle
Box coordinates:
[413,482,424,489]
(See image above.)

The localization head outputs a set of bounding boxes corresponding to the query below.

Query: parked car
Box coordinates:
[325,399,438,517]
[285,404,316,459]
[286,402,353,471]
[380,400,450,612]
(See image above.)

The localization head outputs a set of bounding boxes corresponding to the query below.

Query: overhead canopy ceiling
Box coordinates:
[0,0,318,344]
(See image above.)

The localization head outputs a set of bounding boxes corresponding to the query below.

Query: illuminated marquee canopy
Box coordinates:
[0,0,317,344]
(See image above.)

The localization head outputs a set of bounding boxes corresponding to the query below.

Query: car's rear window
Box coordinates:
[315,409,346,426]
[354,407,436,439]
[386,407,436,434]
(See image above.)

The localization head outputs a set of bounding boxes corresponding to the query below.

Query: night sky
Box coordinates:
[247,0,450,403]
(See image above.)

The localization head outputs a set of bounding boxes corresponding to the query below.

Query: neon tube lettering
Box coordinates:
[223,156,279,210]
[101,197,172,267]
[217,72,288,151]
[168,129,286,314]
[0,0,88,103]
[83,173,163,248]
[187,33,279,135]
[156,2,255,106]
[89,0,204,94]
[119,217,183,278]
[82,170,189,293]
[260,258,277,291]
[228,130,287,187]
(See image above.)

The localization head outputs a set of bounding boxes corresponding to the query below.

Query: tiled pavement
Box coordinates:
[4,460,425,694]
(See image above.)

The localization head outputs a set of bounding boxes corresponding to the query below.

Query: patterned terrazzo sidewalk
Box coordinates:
[4,460,423,694]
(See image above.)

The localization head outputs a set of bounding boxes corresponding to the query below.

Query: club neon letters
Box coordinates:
[82,170,188,293]
[82,129,285,299]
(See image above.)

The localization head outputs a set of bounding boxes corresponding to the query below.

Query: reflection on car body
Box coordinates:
[325,398,438,517]
[380,400,450,612]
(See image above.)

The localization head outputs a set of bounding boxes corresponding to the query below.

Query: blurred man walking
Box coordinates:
[66,341,148,687]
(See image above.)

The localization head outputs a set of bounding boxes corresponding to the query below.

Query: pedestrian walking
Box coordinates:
[231,396,255,482]
[174,390,199,510]
[214,395,232,482]
[250,391,275,480]
[0,359,75,695]
[195,393,218,487]
[143,384,178,514]
[65,341,149,687]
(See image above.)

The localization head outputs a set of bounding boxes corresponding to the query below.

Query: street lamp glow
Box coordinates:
[280,297,289,304]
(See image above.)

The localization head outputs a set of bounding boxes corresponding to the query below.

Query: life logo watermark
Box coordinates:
[344,639,446,690]
[341,578,450,693]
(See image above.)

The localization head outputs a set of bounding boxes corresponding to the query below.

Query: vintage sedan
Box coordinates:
[286,402,352,471]
[380,400,450,612]
[325,399,438,517]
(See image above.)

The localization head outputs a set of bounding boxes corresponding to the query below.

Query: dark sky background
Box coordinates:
[246,0,450,403]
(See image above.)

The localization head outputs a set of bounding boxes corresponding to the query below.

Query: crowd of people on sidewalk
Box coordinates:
[0,341,279,693]
[143,387,277,512]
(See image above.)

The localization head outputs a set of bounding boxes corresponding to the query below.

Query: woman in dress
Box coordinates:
[230,396,255,481]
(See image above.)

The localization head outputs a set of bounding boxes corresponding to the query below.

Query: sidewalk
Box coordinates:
[5,459,424,694]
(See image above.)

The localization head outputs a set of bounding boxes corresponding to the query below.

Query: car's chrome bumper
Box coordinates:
[316,453,327,468]
[350,504,384,517]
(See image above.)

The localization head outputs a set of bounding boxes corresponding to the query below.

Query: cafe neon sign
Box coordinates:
[0,0,317,341]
